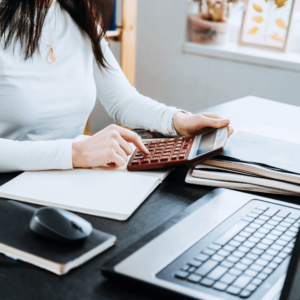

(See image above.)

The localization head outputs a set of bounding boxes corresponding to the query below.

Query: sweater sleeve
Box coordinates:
[93,38,184,135]
[0,138,73,173]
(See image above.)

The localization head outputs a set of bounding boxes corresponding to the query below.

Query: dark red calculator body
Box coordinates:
[127,127,228,171]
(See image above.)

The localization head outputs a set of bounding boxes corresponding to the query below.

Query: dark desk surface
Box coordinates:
[1,96,300,300]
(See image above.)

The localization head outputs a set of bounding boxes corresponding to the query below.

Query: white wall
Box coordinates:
[90,0,300,133]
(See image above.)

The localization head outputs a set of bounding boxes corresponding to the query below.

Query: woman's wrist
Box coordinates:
[72,142,83,168]
[172,111,189,136]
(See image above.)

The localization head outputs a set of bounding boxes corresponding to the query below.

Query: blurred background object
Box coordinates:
[89,0,300,134]
[238,0,296,52]
[189,0,237,45]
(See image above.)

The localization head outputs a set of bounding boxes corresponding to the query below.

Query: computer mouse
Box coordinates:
[30,207,93,243]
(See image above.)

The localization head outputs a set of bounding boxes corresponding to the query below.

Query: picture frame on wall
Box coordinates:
[238,0,297,52]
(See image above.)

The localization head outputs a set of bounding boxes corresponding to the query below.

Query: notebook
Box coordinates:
[186,164,300,196]
[0,136,173,221]
[0,200,116,275]
[185,168,299,195]
[203,131,300,184]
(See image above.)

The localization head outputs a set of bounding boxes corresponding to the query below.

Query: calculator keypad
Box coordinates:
[127,137,195,171]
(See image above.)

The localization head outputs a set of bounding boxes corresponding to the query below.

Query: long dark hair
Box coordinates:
[0,0,114,68]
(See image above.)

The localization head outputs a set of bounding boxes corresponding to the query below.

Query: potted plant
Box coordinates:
[189,0,236,45]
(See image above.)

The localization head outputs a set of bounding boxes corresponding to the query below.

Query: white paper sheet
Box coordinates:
[0,169,159,220]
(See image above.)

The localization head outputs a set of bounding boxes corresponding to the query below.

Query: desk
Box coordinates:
[1,96,300,300]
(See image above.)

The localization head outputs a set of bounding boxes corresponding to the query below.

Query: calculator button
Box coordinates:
[159,139,166,143]
[160,156,169,161]
[183,145,189,149]
[169,139,175,141]
[175,147,181,151]
[141,158,150,164]
[157,147,165,150]
[158,143,165,146]
[165,145,173,149]
[171,155,178,160]
[179,154,185,159]
[131,160,140,165]
[174,151,180,154]
[185,138,193,142]
[164,150,172,153]
[151,158,159,162]
[180,150,187,154]
[150,141,158,144]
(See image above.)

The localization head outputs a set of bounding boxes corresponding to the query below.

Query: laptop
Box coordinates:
[102,189,300,300]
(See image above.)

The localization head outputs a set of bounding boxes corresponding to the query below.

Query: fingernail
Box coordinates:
[222,119,230,125]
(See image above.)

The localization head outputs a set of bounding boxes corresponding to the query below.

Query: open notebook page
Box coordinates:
[0,169,159,220]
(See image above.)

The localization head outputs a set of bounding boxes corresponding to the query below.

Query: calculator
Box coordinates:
[127,127,228,171]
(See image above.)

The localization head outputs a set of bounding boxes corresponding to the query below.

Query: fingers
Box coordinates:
[201,112,222,119]
[227,125,234,137]
[116,135,133,156]
[115,144,128,162]
[202,115,230,128]
[109,151,126,168]
[116,127,149,154]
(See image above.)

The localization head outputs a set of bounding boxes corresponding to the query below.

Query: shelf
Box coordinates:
[183,41,300,73]
[106,29,122,41]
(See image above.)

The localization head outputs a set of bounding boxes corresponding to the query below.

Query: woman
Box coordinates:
[0,0,233,172]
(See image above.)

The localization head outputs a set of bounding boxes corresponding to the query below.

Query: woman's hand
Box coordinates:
[173,112,234,137]
[72,124,149,169]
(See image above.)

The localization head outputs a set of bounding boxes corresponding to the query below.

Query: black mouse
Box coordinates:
[30,207,93,243]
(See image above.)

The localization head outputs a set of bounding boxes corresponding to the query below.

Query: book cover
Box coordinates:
[0,200,116,275]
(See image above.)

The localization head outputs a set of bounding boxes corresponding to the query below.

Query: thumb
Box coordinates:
[202,116,230,128]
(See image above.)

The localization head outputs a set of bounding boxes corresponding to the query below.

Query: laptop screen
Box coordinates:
[280,225,300,300]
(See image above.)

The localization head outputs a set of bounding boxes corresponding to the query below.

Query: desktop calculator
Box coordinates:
[127,127,228,171]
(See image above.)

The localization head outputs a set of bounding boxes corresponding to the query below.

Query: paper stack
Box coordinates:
[186,132,300,196]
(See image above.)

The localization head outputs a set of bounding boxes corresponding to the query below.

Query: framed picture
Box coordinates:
[238,0,297,52]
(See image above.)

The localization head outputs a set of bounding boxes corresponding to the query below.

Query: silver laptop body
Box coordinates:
[104,189,300,300]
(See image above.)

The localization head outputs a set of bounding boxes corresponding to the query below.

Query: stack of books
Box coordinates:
[186,132,300,196]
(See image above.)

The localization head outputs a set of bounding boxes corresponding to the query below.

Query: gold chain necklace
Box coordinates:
[41,2,57,63]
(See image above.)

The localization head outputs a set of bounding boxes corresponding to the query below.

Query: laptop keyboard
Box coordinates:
[174,204,300,298]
